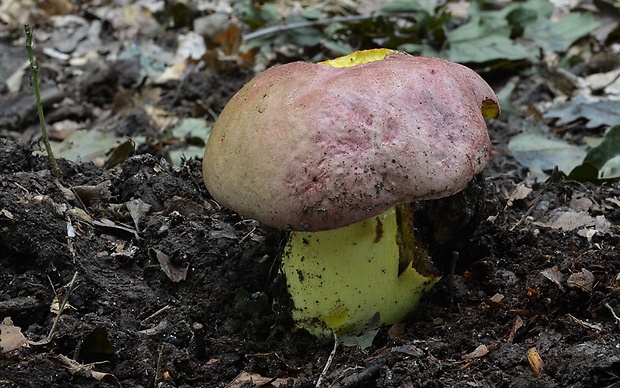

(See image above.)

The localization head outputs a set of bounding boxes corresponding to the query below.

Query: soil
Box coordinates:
[2,27,620,388]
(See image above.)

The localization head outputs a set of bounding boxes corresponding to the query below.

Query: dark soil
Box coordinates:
[2,25,620,388]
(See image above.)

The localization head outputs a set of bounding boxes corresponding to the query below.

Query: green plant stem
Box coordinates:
[24,24,61,178]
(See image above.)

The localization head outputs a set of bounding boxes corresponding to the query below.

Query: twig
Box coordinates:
[47,271,79,341]
[140,305,171,326]
[605,303,620,329]
[316,332,338,388]
[243,14,377,42]
[24,24,61,178]
[155,344,165,387]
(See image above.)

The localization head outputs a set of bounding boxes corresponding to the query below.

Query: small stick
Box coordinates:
[605,303,620,329]
[24,24,61,177]
[47,271,78,341]
[141,305,171,326]
[316,332,338,388]
[155,344,165,387]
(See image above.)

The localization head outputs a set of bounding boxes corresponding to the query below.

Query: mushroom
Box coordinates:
[203,49,500,337]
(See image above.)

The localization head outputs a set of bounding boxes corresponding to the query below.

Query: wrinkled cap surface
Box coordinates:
[203,51,499,231]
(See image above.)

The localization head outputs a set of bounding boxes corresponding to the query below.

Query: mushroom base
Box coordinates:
[281,205,440,338]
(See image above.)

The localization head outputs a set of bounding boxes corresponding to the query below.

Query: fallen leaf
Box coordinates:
[544,95,620,129]
[126,198,152,233]
[581,68,620,94]
[567,268,595,293]
[507,315,524,343]
[540,266,565,291]
[226,371,294,388]
[506,183,533,206]
[56,354,120,387]
[0,317,28,354]
[527,347,544,376]
[583,125,620,179]
[92,219,137,238]
[568,314,603,331]
[149,248,188,282]
[462,344,489,359]
[508,131,587,174]
[47,130,120,164]
[544,210,595,231]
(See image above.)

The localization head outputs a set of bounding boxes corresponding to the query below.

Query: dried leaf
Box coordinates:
[462,344,489,359]
[568,314,603,331]
[507,315,524,343]
[483,293,505,311]
[544,96,620,129]
[505,183,533,206]
[226,371,293,387]
[544,210,595,231]
[149,248,188,282]
[92,219,137,238]
[126,198,152,233]
[57,354,120,387]
[540,266,565,291]
[527,347,544,376]
[567,268,595,293]
[0,317,28,354]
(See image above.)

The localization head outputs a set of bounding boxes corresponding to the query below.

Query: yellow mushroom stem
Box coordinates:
[281,204,440,338]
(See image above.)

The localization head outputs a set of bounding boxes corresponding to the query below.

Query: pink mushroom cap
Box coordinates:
[203,51,500,231]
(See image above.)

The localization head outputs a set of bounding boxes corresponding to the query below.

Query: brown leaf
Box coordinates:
[540,266,565,291]
[507,315,524,343]
[226,371,293,387]
[505,183,532,206]
[527,347,544,376]
[567,268,595,293]
[149,248,188,282]
[462,344,489,359]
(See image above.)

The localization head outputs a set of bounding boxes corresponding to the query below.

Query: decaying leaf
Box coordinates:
[47,129,120,165]
[507,315,524,343]
[508,131,587,175]
[483,293,505,311]
[0,317,28,354]
[540,266,565,292]
[149,248,188,282]
[543,210,595,231]
[57,354,120,387]
[567,268,595,293]
[544,96,620,129]
[92,219,138,239]
[126,198,152,233]
[505,183,533,207]
[568,314,603,331]
[527,347,544,376]
[226,371,294,387]
[462,344,489,359]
